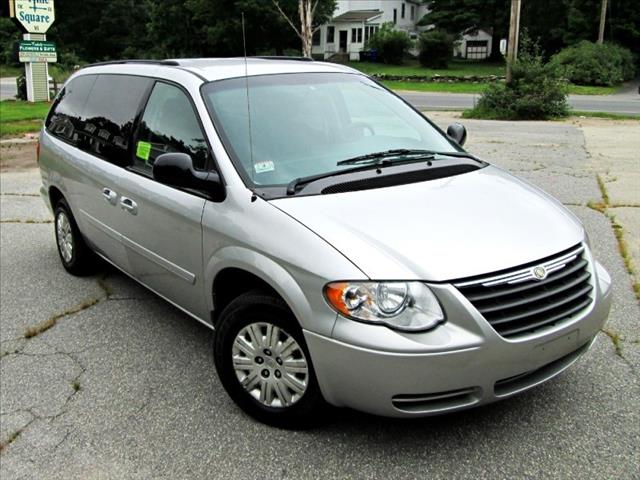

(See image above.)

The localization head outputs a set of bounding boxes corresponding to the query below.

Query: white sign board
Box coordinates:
[12,0,56,33]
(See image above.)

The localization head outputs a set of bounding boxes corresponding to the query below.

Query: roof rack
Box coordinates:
[84,59,181,68]
[253,56,313,62]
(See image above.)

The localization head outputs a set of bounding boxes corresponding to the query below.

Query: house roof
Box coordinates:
[332,10,382,22]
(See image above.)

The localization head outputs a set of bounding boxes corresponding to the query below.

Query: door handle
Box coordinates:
[120,197,138,215]
[102,187,117,205]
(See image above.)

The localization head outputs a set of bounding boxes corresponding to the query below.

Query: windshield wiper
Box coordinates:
[286,150,478,196]
[286,154,434,196]
[336,149,478,166]
[336,149,435,166]
[286,164,376,196]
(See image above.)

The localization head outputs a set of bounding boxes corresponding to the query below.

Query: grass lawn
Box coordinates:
[348,60,619,95]
[0,100,50,138]
[567,84,618,95]
[0,64,22,78]
[571,111,639,120]
[382,81,487,94]
[383,80,619,95]
[347,59,505,77]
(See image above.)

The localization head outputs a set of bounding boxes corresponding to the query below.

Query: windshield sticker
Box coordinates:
[254,160,275,174]
[136,141,151,162]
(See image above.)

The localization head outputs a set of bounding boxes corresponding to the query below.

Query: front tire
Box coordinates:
[54,199,97,276]
[213,291,326,428]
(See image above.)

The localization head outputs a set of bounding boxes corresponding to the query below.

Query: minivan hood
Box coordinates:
[271,166,584,281]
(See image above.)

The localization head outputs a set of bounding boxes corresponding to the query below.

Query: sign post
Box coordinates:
[9,0,56,102]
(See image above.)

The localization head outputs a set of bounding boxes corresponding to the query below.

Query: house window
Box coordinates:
[365,25,379,43]
[401,3,405,19]
[327,26,335,43]
[393,8,397,24]
[357,28,363,43]
[312,29,321,46]
[411,5,415,20]
[351,28,356,42]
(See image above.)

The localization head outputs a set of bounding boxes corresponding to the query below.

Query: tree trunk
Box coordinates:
[273,0,317,58]
[597,0,607,44]
[299,0,314,57]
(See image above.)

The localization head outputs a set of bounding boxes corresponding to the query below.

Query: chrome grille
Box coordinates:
[455,244,593,339]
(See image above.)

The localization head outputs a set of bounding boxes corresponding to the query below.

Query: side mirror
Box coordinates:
[153,152,225,201]
[446,123,467,147]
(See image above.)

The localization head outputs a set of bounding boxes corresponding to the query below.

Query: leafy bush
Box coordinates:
[465,38,568,120]
[367,23,412,65]
[16,74,27,101]
[418,30,452,68]
[549,41,636,86]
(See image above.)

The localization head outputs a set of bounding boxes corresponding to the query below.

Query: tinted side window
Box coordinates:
[132,82,209,173]
[79,75,151,166]
[45,75,97,145]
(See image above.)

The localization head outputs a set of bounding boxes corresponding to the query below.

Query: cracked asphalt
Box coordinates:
[1,117,639,479]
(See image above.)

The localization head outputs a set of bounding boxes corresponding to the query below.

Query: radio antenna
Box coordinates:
[241,12,255,185]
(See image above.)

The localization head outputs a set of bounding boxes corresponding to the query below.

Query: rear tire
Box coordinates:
[54,198,98,276]
[213,291,326,429]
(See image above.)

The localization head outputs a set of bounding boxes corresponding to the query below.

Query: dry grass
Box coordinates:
[593,174,638,299]
[0,431,21,453]
[601,329,624,357]
[24,297,101,338]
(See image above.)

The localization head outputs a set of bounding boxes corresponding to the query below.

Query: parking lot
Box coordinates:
[1,115,638,479]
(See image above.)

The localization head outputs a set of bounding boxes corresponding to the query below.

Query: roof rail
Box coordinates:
[253,56,313,62]
[83,59,181,68]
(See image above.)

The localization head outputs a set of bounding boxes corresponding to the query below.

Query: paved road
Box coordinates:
[399,88,640,116]
[1,119,639,479]
[1,77,18,101]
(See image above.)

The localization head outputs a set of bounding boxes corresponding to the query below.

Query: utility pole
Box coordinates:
[505,0,521,84]
[597,0,608,44]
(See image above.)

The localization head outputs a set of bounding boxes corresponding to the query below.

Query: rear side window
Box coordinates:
[132,82,209,173]
[78,75,152,166]
[45,75,97,145]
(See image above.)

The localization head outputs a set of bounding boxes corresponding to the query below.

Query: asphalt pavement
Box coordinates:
[0,77,18,101]
[1,118,639,478]
[398,85,640,116]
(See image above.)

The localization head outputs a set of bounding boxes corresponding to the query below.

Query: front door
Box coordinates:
[116,81,211,320]
[339,30,348,52]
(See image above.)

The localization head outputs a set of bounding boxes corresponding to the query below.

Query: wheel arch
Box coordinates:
[48,185,65,210]
[206,247,314,331]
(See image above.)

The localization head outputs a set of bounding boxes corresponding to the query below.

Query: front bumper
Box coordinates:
[304,260,612,418]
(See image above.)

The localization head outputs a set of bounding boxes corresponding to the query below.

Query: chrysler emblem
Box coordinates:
[532,266,548,280]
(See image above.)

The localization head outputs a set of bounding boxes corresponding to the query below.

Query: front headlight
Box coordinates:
[324,281,445,332]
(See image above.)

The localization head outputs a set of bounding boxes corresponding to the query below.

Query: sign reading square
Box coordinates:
[11,0,56,34]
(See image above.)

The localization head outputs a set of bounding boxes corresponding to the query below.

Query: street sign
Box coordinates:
[11,0,56,33]
[18,40,57,63]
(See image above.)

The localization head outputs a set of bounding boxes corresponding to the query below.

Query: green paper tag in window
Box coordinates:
[136,141,151,162]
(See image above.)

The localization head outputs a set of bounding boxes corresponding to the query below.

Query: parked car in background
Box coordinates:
[39,58,612,427]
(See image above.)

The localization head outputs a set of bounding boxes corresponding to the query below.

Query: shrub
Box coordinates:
[549,41,636,86]
[418,30,452,68]
[16,74,27,101]
[465,38,568,120]
[367,23,412,65]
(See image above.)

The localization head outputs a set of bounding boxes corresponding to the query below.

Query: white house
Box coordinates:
[312,1,493,61]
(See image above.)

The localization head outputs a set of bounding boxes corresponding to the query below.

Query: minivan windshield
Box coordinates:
[202,73,459,188]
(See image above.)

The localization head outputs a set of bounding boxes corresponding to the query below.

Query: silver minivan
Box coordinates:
[39,58,612,428]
